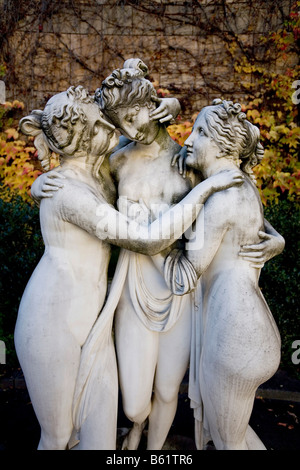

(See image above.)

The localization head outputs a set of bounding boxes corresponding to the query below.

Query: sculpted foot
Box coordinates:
[122,420,147,450]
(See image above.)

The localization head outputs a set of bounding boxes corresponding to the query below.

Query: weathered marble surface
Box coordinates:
[15,59,284,450]
[167,99,282,450]
[15,78,244,450]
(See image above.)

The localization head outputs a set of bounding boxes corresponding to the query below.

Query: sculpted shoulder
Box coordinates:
[204,176,262,227]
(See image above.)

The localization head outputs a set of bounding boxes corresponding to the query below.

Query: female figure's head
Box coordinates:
[95,59,160,145]
[19,86,117,171]
[185,99,264,181]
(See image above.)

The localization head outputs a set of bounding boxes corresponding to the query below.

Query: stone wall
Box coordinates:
[1,0,297,118]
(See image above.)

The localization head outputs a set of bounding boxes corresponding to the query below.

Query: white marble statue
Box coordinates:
[15,85,244,450]
[31,60,285,451]
[165,99,282,450]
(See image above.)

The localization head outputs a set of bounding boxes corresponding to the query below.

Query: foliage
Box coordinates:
[0,195,43,367]
[0,63,5,82]
[167,119,194,147]
[3,0,297,120]
[0,100,59,205]
[231,1,300,206]
[168,2,300,207]
[246,101,300,206]
[0,100,40,204]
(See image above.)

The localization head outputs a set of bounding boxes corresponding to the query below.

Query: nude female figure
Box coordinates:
[15,86,241,450]
[167,99,282,450]
[32,60,284,450]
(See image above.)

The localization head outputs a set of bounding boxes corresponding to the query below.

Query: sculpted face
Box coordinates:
[184,110,220,171]
[109,104,160,145]
[42,90,119,160]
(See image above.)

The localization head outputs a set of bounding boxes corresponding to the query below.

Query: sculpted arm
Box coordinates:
[31,170,66,206]
[185,192,229,277]
[239,218,285,267]
[54,180,197,255]
[163,193,231,295]
[54,171,243,256]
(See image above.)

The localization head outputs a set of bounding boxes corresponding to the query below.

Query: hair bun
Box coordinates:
[123,58,148,77]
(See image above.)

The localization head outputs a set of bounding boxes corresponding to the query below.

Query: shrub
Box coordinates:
[0,195,43,367]
[0,100,59,205]
[230,1,300,206]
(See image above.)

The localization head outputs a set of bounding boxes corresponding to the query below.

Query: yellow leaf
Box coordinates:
[5,128,19,140]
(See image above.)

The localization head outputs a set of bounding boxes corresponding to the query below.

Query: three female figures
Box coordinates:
[15,59,284,450]
[14,80,243,450]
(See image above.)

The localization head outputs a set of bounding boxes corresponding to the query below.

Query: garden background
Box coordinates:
[0,0,299,384]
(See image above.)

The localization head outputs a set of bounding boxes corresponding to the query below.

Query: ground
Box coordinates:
[0,368,299,451]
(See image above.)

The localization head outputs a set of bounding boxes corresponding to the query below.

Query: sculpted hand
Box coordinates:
[31,170,65,205]
[133,198,151,225]
[150,96,181,123]
[239,230,284,268]
[121,197,151,225]
[209,169,244,191]
[171,146,187,178]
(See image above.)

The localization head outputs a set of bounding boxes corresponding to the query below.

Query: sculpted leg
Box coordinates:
[199,360,252,450]
[198,280,280,450]
[199,342,270,450]
[15,310,81,450]
[147,384,179,450]
[74,338,119,450]
[147,306,192,450]
[115,289,159,450]
[245,425,266,450]
[121,420,148,451]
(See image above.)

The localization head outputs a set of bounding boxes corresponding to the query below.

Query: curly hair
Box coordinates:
[19,86,97,170]
[203,99,264,182]
[95,59,157,116]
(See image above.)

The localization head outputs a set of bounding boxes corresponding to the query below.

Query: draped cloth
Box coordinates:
[163,247,208,449]
[164,248,198,296]
[118,196,193,333]
[188,279,206,450]
[71,197,200,437]
[72,248,129,433]
[127,250,187,332]
[71,250,187,433]
[188,277,213,449]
